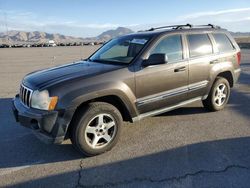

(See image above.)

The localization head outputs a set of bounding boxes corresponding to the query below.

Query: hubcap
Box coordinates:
[214,83,227,106]
[85,113,117,149]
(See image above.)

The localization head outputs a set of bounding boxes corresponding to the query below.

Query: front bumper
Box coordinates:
[12,95,70,144]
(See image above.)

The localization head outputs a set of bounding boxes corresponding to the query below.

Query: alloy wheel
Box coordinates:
[84,113,117,149]
[214,83,227,106]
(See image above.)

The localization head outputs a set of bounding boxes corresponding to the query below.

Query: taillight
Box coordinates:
[237,51,241,65]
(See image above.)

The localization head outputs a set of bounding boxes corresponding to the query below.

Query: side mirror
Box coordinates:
[143,53,168,67]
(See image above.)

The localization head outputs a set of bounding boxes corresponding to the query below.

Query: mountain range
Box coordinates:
[230,32,250,38]
[0,27,249,44]
[0,27,134,44]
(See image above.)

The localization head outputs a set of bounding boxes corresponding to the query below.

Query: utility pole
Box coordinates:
[4,12,10,46]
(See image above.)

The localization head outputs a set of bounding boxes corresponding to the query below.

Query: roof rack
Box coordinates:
[194,24,221,29]
[146,24,192,31]
[139,23,221,32]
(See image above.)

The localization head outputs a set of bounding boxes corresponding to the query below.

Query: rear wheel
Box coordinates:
[71,102,122,156]
[202,77,230,111]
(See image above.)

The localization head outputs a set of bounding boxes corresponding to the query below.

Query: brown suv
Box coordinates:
[12,24,241,156]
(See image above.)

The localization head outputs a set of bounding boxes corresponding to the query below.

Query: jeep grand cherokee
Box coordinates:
[12,24,241,156]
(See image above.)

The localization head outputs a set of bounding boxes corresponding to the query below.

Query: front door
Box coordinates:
[135,34,189,114]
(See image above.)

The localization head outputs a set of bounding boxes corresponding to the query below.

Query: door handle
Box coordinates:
[210,60,219,64]
[174,66,186,72]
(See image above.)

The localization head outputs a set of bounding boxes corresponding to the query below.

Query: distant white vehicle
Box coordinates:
[48,40,57,47]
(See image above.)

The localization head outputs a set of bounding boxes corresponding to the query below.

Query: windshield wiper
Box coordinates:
[89,58,129,65]
[86,58,93,62]
[90,59,108,63]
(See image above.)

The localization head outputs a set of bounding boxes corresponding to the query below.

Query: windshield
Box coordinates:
[89,35,151,64]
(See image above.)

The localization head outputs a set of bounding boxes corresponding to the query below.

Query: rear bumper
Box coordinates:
[12,95,73,144]
[234,68,241,84]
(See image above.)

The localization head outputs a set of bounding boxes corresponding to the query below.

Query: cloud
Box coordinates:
[173,7,250,32]
[221,16,250,23]
[1,7,250,37]
[179,8,250,20]
[0,10,139,37]
[131,7,250,32]
[48,23,139,29]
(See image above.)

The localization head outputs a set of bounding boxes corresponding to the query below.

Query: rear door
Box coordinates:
[185,33,216,99]
[135,34,189,114]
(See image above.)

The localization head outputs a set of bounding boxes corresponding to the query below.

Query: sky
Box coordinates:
[0,0,250,37]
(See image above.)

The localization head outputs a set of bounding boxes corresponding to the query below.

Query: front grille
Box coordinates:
[20,84,33,107]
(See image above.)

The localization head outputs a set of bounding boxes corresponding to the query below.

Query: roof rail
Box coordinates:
[175,24,193,30]
[139,23,221,32]
[144,24,192,32]
[194,24,221,29]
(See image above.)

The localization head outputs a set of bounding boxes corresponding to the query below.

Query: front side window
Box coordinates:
[150,35,183,62]
[187,34,213,58]
[213,33,234,53]
[89,36,151,64]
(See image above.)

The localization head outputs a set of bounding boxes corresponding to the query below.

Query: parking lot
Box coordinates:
[0,46,249,188]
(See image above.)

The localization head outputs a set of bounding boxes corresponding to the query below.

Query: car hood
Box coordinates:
[23,61,125,89]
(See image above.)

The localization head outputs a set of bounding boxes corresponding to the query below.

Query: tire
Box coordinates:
[70,102,122,156]
[202,77,230,111]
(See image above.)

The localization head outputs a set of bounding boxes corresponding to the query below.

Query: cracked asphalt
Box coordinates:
[0,47,250,188]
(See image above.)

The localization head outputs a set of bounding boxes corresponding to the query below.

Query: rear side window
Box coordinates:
[213,33,234,53]
[187,34,213,58]
[150,35,183,62]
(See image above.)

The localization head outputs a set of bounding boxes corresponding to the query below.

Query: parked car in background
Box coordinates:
[47,40,57,47]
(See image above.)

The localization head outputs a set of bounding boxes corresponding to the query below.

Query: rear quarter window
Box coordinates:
[213,33,235,53]
[187,34,213,58]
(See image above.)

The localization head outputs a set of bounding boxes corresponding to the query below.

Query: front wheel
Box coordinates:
[70,102,122,156]
[202,77,230,111]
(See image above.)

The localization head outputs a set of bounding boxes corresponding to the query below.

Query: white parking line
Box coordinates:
[0,161,44,176]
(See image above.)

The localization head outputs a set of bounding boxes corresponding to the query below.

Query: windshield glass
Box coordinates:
[89,35,151,64]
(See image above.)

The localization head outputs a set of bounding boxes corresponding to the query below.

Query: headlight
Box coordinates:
[31,90,58,110]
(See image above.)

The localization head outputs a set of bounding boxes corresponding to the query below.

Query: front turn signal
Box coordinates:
[48,96,58,110]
